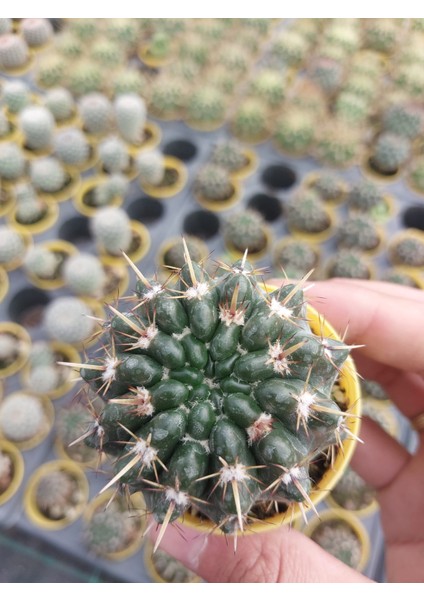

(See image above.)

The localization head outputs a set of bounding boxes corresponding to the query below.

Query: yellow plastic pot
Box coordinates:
[0,439,24,507]
[0,321,31,379]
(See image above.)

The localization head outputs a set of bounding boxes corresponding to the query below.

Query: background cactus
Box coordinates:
[149,77,186,119]
[0,226,26,266]
[347,180,389,219]
[0,392,47,443]
[54,128,91,166]
[21,18,53,48]
[274,109,315,156]
[314,120,361,167]
[114,94,147,145]
[137,150,165,187]
[43,88,76,124]
[35,54,66,89]
[63,252,107,297]
[24,246,62,280]
[0,112,10,138]
[0,332,22,368]
[30,157,67,194]
[0,33,29,70]
[0,450,13,495]
[285,189,332,234]
[308,172,345,202]
[408,157,424,193]
[78,93,113,136]
[369,132,411,176]
[389,234,424,267]
[56,403,100,464]
[2,80,30,114]
[336,214,381,252]
[161,237,207,270]
[231,99,268,142]
[0,142,26,181]
[67,60,104,97]
[74,249,357,538]
[327,249,372,279]
[91,206,133,255]
[19,105,55,151]
[210,139,249,173]
[223,209,268,254]
[381,103,423,139]
[92,174,129,207]
[98,136,130,174]
[309,517,363,569]
[35,469,82,520]
[43,296,95,345]
[273,239,319,278]
[330,466,377,512]
[250,69,286,108]
[194,163,234,202]
[186,88,226,126]
[149,548,199,583]
[84,498,141,556]
[14,182,49,225]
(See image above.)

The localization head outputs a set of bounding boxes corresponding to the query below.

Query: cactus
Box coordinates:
[63,252,107,297]
[162,237,207,270]
[142,31,171,61]
[92,174,129,207]
[394,63,424,98]
[347,180,388,219]
[0,142,26,180]
[104,18,138,50]
[0,332,21,367]
[315,120,361,168]
[84,498,141,556]
[35,469,82,520]
[44,296,95,345]
[273,239,319,277]
[56,31,84,59]
[218,44,248,75]
[310,57,344,94]
[26,342,72,395]
[380,268,421,289]
[28,340,55,368]
[223,209,268,254]
[364,19,398,54]
[323,23,360,53]
[98,136,130,174]
[186,88,226,126]
[0,33,29,70]
[271,30,309,67]
[327,249,372,279]
[68,18,98,41]
[21,18,53,48]
[19,105,55,151]
[30,157,67,194]
[149,78,186,119]
[285,190,332,235]
[44,88,75,123]
[54,128,91,166]
[210,139,249,173]
[172,58,201,83]
[14,182,49,225]
[111,69,146,97]
[206,65,235,95]
[68,61,104,97]
[56,403,100,464]
[91,39,124,68]
[137,150,165,187]
[334,92,368,125]
[381,103,423,140]
[308,172,345,202]
[179,33,208,66]
[250,69,286,108]
[361,379,388,401]
[149,548,199,583]
[2,80,30,114]
[336,215,381,252]
[0,392,46,443]
[274,109,314,156]
[0,226,26,266]
[27,365,61,396]
[343,74,377,102]
[78,93,113,136]
[24,246,62,280]
[389,235,424,268]
[114,94,147,145]
[369,132,411,176]
[91,206,133,255]
[194,164,234,202]
[0,112,11,138]
[36,54,66,88]
[309,518,363,569]
[231,99,268,142]
[0,450,13,495]
[408,157,424,193]
[0,19,12,35]
[71,247,357,538]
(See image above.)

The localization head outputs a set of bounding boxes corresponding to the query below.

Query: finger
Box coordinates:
[323,278,424,303]
[149,521,371,583]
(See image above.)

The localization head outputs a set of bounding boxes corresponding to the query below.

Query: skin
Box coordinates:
[150,278,424,583]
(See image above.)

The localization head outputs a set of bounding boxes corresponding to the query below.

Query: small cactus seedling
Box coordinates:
[309,516,364,569]
[149,77,186,119]
[327,249,372,279]
[271,30,309,67]
[231,99,269,143]
[210,139,249,173]
[44,88,76,124]
[309,57,344,94]
[25,341,71,396]
[114,94,147,145]
[0,112,10,139]
[137,150,165,187]
[346,180,389,220]
[0,142,26,181]
[98,136,130,174]
[274,109,315,156]
[0,226,27,268]
[54,128,91,166]
[364,19,398,54]
[34,468,83,521]
[308,172,346,203]
[314,120,362,168]
[330,466,377,512]
[63,252,107,297]
[24,245,63,281]
[30,157,67,194]
[21,18,53,48]
[323,23,360,54]
[0,33,30,71]
[0,392,47,444]
[186,88,226,127]
[382,103,423,140]
[285,190,332,235]
[334,92,368,125]
[389,234,424,268]
[19,105,55,152]
[369,132,411,176]
[111,69,147,98]
[0,450,13,495]
[65,244,360,543]
[78,93,113,136]
[14,182,49,226]
[380,268,422,289]
[0,332,25,370]
[336,214,381,252]
[43,296,96,345]
[223,209,268,254]
[194,163,234,203]
[67,60,104,97]
[2,80,30,114]
[91,39,124,68]
[56,403,100,464]
[161,237,208,270]
[408,157,424,193]
[92,174,129,208]
[273,239,319,278]
[36,54,66,89]
[250,69,286,108]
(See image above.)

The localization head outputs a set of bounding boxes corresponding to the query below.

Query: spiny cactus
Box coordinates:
[327,249,372,279]
[54,128,91,166]
[69,246,358,539]
[408,157,424,193]
[2,80,30,114]
[91,39,124,68]
[0,226,26,266]
[68,60,104,97]
[98,136,130,174]
[55,31,84,59]
[161,237,207,270]
[137,150,165,187]
[0,33,29,70]
[14,182,49,225]
[334,92,368,125]
[336,214,381,252]
[308,172,345,202]
[381,103,423,140]
[179,33,208,66]
[19,105,55,152]
[30,157,67,194]
[111,69,147,98]
[78,93,113,136]
[35,468,82,521]
[347,180,388,219]
[314,120,361,168]
[148,548,199,583]
[26,341,69,395]
[231,99,269,142]
[210,139,249,173]
[309,517,363,569]
[223,209,268,254]
[186,88,226,126]
[369,132,411,176]
[44,296,95,345]
[0,142,26,180]
[389,234,424,268]
[0,332,21,367]
[330,466,377,511]
[194,163,234,202]
[149,77,186,119]
[114,94,147,145]
[285,190,332,235]
[364,18,398,54]
[24,245,63,280]
[273,239,319,278]
[323,23,360,53]
[84,498,141,556]
[250,69,286,108]
[44,88,76,124]
[36,54,66,89]
[142,31,171,62]
[104,18,138,49]
[380,268,421,289]
[0,392,47,443]
[0,450,13,495]
[309,57,344,94]
[91,206,133,255]
[28,340,55,368]
[206,65,235,95]
[343,74,377,102]
[92,174,129,207]
[68,18,98,41]
[27,365,61,396]
[56,403,100,464]
[21,18,53,48]
[274,109,315,156]
[271,30,309,67]
[63,252,107,297]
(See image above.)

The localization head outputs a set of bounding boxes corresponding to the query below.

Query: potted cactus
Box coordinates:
[0,440,24,507]
[335,214,383,254]
[144,543,201,583]
[0,391,54,451]
[303,171,347,204]
[62,246,361,544]
[273,237,320,279]
[209,139,256,180]
[327,466,378,516]
[325,249,374,280]
[366,132,411,179]
[74,174,128,216]
[55,402,103,467]
[346,180,394,222]
[158,236,209,273]
[388,229,424,269]
[223,209,271,260]
[0,224,31,272]
[8,182,58,235]
[137,151,187,199]
[0,322,31,378]
[193,163,240,211]
[285,189,334,242]
[23,240,77,290]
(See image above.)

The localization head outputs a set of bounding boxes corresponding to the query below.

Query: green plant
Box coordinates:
[327,249,372,279]
[231,99,268,142]
[210,139,248,173]
[19,105,55,151]
[21,18,53,48]
[334,92,368,125]
[274,109,314,156]
[369,132,411,176]
[111,69,147,97]
[361,379,388,401]
[0,113,10,138]
[149,77,186,119]
[343,74,377,102]
[91,206,133,255]
[43,296,95,345]
[93,174,129,207]
[323,22,360,53]
[63,252,107,297]
[14,182,49,225]
[35,469,82,520]
[336,214,381,252]
[44,88,75,123]
[27,365,61,396]
[24,246,62,280]
[285,190,332,234]
[78,92,113,135]
[0,33,29,70]
[381,103,423,140]
[69,247,357,538]
[30,157,67,194]
[309,517,363,568]
[54,128,91,166]
[36,54,66,89]
[91,39,124,68]
[144,31,171,60]
[84,498,141,556]
[364,18,398,54]
[186,88,226,125]
[114,94,147,145]
[98,136,130,174]
[0,142,26,181]
[346,180,388,219]
[136,150,165,187]
[2,80,30,114]
[389,235,424,268]
[330,466,376,511]
[223,209,268,254]
[162,237,207,270]
[56,31,84,59]
[0,226,26,266]
[68,60,104,97]
[56,403,99,464]
[194,163,234,202]
[308,172,345,202]
[250,69,286,108]
[310,57,344,94]
[273,239,319,278]
[271,30,309,67]
[0,392,46,443]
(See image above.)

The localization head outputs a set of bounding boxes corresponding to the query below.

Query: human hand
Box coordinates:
[150,278,424,583]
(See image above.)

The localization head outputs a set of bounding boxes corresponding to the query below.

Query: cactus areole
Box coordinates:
[66,242,361,544]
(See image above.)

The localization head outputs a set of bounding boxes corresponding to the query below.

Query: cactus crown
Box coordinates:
[35,469,81,520]
[309,518,363,568]
[223,209,268,254]
[71,245,357,542]
[0,393,46,443]
[286,190,332,234]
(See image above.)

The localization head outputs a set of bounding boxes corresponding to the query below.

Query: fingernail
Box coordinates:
[149,522,208,571]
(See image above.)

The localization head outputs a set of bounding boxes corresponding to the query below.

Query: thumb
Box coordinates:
[149,521,372,583]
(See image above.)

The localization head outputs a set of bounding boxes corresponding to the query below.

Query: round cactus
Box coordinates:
[36,54,66,89]
[91,206,133,255]
[149,548,199,583]
[308,172,345,202]
[334,92,368,125]
[408,157,424,193]
[73,248,358,537]
[206,65,235,95]
[274,109,315,156]
[210,139,249,173]
[364,19,398,54]
[104,18,138,49]
[273,239,319,277]
[63,253,107,297]
[231,99,268,142]
[28,340,55,368]
[315,120,361,167]
[336,214,381,252]
[347,180,388,218]
[285,190,332,235]
[343,74,377,102]
[30,157,67,194]
[389,235,424,268]
[0,33,29,70]
[55,31,84,59]
[2,80,30,114]
[27,365,61,396]
[54,128,91,166]
[0,450,13,495]
[114,94,147,145]
[179,33,208,66]
[43,88,75,123]
[0,332,21,366]
[68,18,98,41]
[381,103,423,140]
[19,105,55,151]
[111,70,147,98]
[68,60,104,97]
[186,88,226,126]
[92,174,129,207]
[149,77,186,119]
[56,403,100,464]
[91,39,124,68]
[369,132,411,176]
[309,517,363,569]
[24,246,62,280]
[250,69,286,108]
[21,18,53,48]
[78,93,113,136]
[142,31,171,61]
[14,182,49,225]
[84,499,140,556]
[0,142,26,180]
[194,164,234,202]
[223,209,268,254]
[44,296,95,345]
[0,226,26,266]
[327,249,372,279]
[0,19,12,35]
[136,150,165,187]
[98,136,130,174]
[35,469,81,520]
[0,392,46,443]
[310,57,344,94]
[162,237,207,270]
[323,23,360,53]
[271,30,309,67]
[0,112,10,138]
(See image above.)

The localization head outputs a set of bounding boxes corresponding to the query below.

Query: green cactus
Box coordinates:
[149,77,186,119]
[56,31,84,59]
[315,120,361,168]
[21,18,53,47]
[271,30,309,67]
[273,239,319,277]
[137,150,165,187]
[35,468,82,520]
[331,467,376,512]
[27,365,61,396]
[162,237,207,270]
[310,57,344,94]
[336,214,381,252]
[30,157,67,194]
[210,139,249,173]
[179,33,208,66]
[24,246,62,280]
[104,18,138,49]
[111,69,147,98]
[44,296,95,345]
[327,249,372,279]
[369,132,411,176]
[218,44,249,75]
[44,88,76,123]
[323,23,360,53]
[98,136,130,174]
[223,209,268,254]
[0,226,26,266]
[0,392,46,443]
[54,128,91,167]
[206,65,236,95]
[361,379,388,401]
[143,31,171,61]
[408,157,424,193]
[0,33,29,70]
[2,80,30,114]
[389,235,424,268]
[364,19,398,54]
[343,74,377,102]
[346,180,388,219]
[0,142,26,181]
[56,403,100,464]
[114,94,147,145]
[149,548,199,583]
[68,61,104,97]
[68,18,98,41]
[308,172,345,202]
[19,105,55,151]
[334,92,368,125]
[380,269,421,289]
[63,252,107,297]
[92,174,129,207]
[250,69,286,108]
[381,103,423,140]
[274,109,315,156]
[194,163,234,202]
[36,54,66,89]
[78,92,113,136]
[186,88,226,126]
[286,190,332,235]
[0,450,13,495]
[91,206,133,255]
[14,182,49,225]
[231,99,268,142]
[0,112,11,138]
[309,518,363,569]
[91,39,124,68]
[172,58,201,83]
[74,248,357,537]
